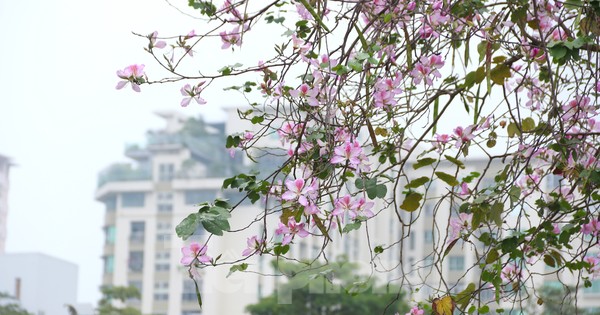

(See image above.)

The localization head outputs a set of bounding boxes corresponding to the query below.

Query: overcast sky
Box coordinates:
[0,0,238,304]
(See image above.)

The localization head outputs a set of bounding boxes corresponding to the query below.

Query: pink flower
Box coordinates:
[406,306,425,315]
[330,141,370,173]
[220,0,242,20]
[584,256,600,277]
[220,26,242,49]
[453,125,475,148]
[501,263,521,283]
[242,235,264,256]
[116,64,146,92]
[180,82,207,107]
[149,31,166,49]
[552,223,561,235]
[289,83,319,106]
[582,218,600,236]
[459,182,470,196]
[449,213,473,242]
[410,55,444,85]
[373,73,403,108]
[275,217,309,245]
[281,177,318,206]
[181,242,211,265]
[332,195,353,217]
[351,197,374,219]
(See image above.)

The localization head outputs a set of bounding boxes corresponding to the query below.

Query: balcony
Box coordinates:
[97,163,152,188]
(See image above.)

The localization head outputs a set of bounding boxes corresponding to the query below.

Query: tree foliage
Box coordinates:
[246,258,409,315]
[119,0,600,313]
[97,286,141,315]
[0,293,32,315]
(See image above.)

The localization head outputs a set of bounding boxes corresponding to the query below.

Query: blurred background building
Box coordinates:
[0,252,84,315]
[95,111,600,315]
[0,153,12,254]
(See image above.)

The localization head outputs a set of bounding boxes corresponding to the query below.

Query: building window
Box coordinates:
[157,222,172,244]
[122,192,145,207]
[157,192,173,201]
[185,190,216,205]
[158,204,173,213]
[154,281,169,301]
[104,255,114,274]
[155,251,170,271]
[105,226,116,244]
[584,280,600,294]
[129,251,144,273]
[182,279,202,302]
[448,256,464,271]
[424,230,434,244]
[153,293,169,300]
[130,221,145,243]
[159,163,175,181]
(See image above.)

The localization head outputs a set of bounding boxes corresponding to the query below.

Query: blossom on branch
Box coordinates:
[180,242,211,265]
[115,64,146,92]
[180,82,207,107]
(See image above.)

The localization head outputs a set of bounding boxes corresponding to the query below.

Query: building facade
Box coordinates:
[0,252,79,315]
[96,111,267,315]
[0,154,11,254]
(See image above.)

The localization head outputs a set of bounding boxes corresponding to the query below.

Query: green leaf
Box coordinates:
[522,117,536,132]
[507,122,521,138]
[251,115,265,124]
[490,202,503,226]
[348,59,363,72]
[274,244,290,255]
[227,263,248,278]
[445,155,465,169]
[435,171,460,186]
[193,278,203,308]
[374,246,384,254]
[456,283,476,310]
[176,213,201,240]
[343,221,362,233]
[509,186,521,204]
[400,192,423,212]
[406,176,430,189]
[413,157,437,169]
[490,64,511,85]
[543,254,556,268]
[486,249,499,264]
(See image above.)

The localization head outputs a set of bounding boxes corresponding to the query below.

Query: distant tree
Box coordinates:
[0,292,32,315]
[526,285,579,315]
[246,257,409,315]
[96,286,141,315]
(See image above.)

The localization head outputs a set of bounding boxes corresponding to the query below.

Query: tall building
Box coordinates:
[96,111,264,315]
[0,153,12,254]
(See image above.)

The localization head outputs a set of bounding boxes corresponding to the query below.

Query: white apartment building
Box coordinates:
[97,110,600,314]
[96,111,269,315]
[0,153,12,254]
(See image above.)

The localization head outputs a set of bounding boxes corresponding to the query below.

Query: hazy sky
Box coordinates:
[0,0,236,304]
